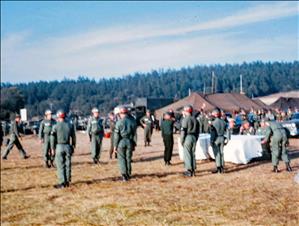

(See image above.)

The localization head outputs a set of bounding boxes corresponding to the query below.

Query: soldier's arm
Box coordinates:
[38,121,44,140]
[71,124,76,149]
[13,122,20,137]
[86,118,92,141]
[180,119,187,145]
[262,127,272,144]
[50,125,57,151]
[113,122,121,149]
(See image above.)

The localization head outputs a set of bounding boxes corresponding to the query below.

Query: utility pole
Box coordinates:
[211,71,216,94]
[203,82,206,94]
[240,74,244,94]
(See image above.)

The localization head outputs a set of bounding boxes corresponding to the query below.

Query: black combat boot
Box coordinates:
[93,158,98,164]
[121,174,128,182]
[44,161,50,168]
[192,170,196,177]
[53,183,65,189]
[23,155,30,159]
[64,182,70,187]
[183,170,193,177]
[2,156,7,160]
[286,163,292,172]
[50,160,55,168]
[212,167,222,174]
[272,166,279,173]
[221,167,225,174]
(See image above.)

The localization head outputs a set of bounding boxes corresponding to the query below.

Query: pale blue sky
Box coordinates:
[1,1,298,83]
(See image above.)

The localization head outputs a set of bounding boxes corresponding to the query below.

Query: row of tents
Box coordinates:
[155,92,299,118]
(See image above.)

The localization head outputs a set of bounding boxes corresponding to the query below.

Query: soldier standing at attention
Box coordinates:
[2,114,30,160]
[87,108,104,164]
[140,110,154,146]
[180,105,199,177]
[261,119,292,173]
[51,110,76,189]
[108,112,117,159]
[210,108,227,174]
[161,112,174,165]
[114,107,136,182]
[39,110,56,168]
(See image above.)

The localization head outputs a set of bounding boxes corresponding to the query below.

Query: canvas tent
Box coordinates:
[270,97,299,110]
[156,92,269,118]
[204,93,266,112]
[155,92,215,119]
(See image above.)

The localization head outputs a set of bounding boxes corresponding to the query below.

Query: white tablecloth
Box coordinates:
[178,134,264,164]
[178,134,211,160]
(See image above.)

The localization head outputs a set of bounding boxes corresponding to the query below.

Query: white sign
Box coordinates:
[20,108,27,121]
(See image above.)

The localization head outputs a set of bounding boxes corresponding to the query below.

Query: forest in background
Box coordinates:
[1,61,298,120]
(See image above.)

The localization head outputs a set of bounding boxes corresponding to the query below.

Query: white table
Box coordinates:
[178,134,211,160]
[178,134,264,164]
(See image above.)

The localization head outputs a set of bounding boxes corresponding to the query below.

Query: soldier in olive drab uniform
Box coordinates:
[140,110,154,146]
[256,119,271,160]
[87,108,104,164]
[38,110,56,168]
[161,112,174,165]
[261,120,292,173]
[210,108,227,174]
[114,107,137,181]
[51,110,76,189]
[239,120,255,135]
[107,112,117,159]
[2,114,30,160]
[180,105,199,177]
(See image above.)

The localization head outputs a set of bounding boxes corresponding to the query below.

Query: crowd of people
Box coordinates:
[0,105,297,189]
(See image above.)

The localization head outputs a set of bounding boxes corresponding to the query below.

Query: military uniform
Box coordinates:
[256,126,271,160]
[180,115,199,176]
[114,115,137,180]
[108,118,116,159]
[2,120,28,159]
[161,118,174,165]
[264,121,291,172]
[140,115,154,146]
[39,118,56,166]
[87,116,104,163]
[210,117,227,173]
[51,118,76,187]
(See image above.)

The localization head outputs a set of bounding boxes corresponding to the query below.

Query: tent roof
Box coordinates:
[205,93,264,112]
[270,97,299,110]
[155,92,215,118]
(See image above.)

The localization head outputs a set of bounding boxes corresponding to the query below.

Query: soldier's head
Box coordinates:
[212,108,221,118]
[108,112,114,120]
[183,105,193,116]
[164,112,171,120]
[228,118,235,129]
[92,107,99,118]
[146,110,151,117]
[15,113,21,123]
[56,110,66,121]
[45,109,52,120]
[243,120,250,129]
[119,106,128,119]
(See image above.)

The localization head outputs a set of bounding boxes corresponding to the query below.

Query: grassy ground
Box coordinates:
[1,128,299,226]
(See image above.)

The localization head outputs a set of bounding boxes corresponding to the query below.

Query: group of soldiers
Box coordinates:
[0,104,295,188]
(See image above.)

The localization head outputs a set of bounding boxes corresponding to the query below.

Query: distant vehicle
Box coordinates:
[281,112,299,138]
[23,120,41,135]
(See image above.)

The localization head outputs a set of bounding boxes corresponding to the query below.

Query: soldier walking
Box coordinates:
[210,108,227,174]
[180,105,199,177]
[51,110,76,189]
[140,110,154,146]
[261,119,292,173]
[87,108,104,164]
[161,112,174,165]
[38,110,56,168]
[114,107,137,181]
[2,114,30,160]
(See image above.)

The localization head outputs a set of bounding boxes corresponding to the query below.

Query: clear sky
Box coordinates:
[1,1,298,83]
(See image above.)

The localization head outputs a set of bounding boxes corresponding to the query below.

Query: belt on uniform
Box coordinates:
[57,143,69,145]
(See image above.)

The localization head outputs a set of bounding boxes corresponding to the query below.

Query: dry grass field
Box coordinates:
[1,128,299,226]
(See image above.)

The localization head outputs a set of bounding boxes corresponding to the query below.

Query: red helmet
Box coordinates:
[56,110,66,118]
[119,106,128,114]
[184,105,193,113]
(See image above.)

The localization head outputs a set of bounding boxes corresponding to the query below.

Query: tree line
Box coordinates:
[1,61,298,120]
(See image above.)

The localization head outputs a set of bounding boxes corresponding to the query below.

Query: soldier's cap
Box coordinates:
[45,109,52,115]
[183,105,193,113]
[212,108,220,115]
[15,113,21,118]
[165,111,173,116]
[56,109,66,118]
[92,107,99,113]
[119,106,128,114]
